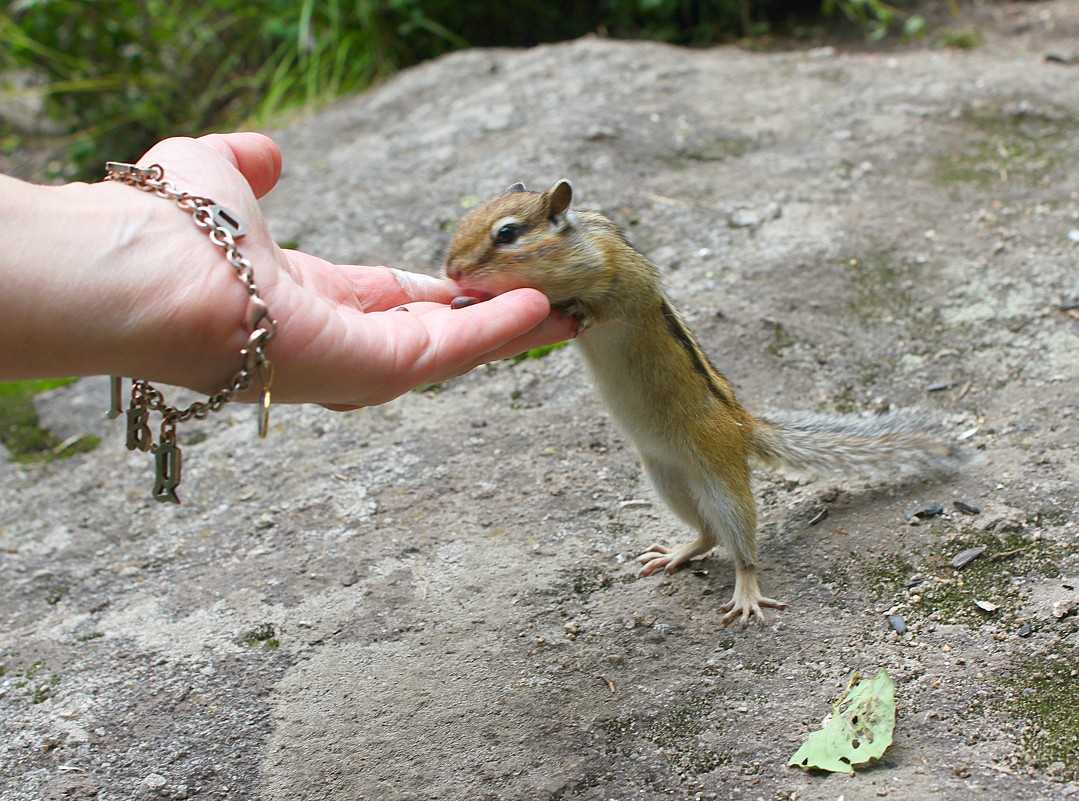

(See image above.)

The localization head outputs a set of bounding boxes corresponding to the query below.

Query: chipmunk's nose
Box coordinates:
[443,262,461,282]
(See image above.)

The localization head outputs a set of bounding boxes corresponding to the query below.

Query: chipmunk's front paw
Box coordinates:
[554,299,592,334]
[636,541,711,577]
[718,594,788,629]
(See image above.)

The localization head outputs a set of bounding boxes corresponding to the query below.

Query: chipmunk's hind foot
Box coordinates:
[719,594,788,628]
[719,563,789,628]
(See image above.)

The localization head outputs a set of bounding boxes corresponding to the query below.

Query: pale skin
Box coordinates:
[0,132,577,407]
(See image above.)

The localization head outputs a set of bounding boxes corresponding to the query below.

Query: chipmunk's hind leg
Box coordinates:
[636,456,716,576]
[635,459,788,626]
[699,474,788,628]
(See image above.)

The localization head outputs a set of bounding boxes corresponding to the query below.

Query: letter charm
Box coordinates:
[151,424,183,504]
[125,405,153,452]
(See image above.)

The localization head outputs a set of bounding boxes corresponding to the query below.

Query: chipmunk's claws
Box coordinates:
[718,596,788,628]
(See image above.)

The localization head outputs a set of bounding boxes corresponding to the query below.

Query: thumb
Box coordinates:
[197,132,283,199]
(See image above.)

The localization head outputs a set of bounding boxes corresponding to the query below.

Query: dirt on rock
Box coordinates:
[2,3,1078,800]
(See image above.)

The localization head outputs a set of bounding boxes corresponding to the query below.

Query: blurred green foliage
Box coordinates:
[1,0,928,177]
[0,378,99,461]
[1,0,407,175]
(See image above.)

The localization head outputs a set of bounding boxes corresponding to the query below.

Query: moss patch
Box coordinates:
[843,254,922,327]
[12,660,61,704]
[764,319,796,358]
[645,696,728,775]
[0,379,100,462]
[551,564,632,603]
[668,133,757,165]
[239,623,280,650]
[603,695,729,776]
[1000,640,1079,781]
[933,102,1074,188]
[848,529,1061,629]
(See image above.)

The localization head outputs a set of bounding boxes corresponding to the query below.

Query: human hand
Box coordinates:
[120,133,578,408]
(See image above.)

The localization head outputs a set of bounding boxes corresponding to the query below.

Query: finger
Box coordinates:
[197,132,283,198]
[321,402,362,412]
[136,134,277,206]
[336,266,457,310]
[389,268,459,304]
[419,288,572,373]
[473,310,578,363]
[415,311,576,389]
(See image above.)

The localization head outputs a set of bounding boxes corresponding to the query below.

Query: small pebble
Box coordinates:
[1017,623,1033,638]
[451,295,482,309]
[140,774,167,792]
[728,208,761,228]
[887,613,907,634]
[1053,599,1078,620]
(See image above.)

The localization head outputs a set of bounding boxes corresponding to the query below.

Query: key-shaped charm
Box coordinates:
[151,433,183,504]
[126,405,153,452]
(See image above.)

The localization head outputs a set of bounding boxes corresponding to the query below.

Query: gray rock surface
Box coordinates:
[3,6,1079,800]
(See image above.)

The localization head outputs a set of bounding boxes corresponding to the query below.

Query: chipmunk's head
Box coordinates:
[443,179,601,305]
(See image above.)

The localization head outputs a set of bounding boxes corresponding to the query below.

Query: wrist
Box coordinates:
[0,173,254,391]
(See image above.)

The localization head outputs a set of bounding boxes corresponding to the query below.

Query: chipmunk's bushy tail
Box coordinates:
[750,409,964,477]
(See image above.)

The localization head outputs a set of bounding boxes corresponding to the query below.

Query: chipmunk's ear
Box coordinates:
[506,182,528,193]
[543,179,573,220]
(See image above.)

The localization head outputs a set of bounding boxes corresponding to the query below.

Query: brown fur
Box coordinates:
[444,180,962,627]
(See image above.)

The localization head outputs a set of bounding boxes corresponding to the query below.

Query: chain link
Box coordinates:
[105,161,277,503]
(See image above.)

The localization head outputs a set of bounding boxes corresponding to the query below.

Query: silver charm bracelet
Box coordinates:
[103,161,277,504]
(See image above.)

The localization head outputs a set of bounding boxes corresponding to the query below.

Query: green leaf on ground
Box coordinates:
[788,669,896,773]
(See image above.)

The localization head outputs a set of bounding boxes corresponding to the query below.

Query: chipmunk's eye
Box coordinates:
[494,223,519,245]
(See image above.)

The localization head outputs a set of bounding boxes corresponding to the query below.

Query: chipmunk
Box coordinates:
[443,179,962,627]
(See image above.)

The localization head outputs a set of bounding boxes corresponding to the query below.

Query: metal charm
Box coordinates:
[104,161,276,504]
[208,204,247,239]
[107,376,124,419]
[258,387,272,439]
[104,162,160,181]
[125,404,153,452]
[151,428,183,504]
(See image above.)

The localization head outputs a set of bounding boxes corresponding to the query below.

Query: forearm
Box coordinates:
[0,173,251,388]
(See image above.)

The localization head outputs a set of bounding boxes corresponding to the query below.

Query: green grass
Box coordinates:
[509,341,569,365]
[823,0,927,41]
